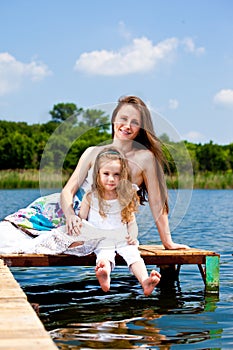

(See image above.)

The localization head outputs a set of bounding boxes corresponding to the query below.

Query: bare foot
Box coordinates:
[95,260,111,292]
[142,270,161,296]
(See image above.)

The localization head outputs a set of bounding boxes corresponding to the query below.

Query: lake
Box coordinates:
[0,189,232,349]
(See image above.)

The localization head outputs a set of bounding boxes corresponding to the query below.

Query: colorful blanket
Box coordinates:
[4,189,85,236]
[4,193,64,235]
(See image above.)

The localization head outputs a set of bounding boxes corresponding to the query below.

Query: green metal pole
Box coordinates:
[205,255,220,293]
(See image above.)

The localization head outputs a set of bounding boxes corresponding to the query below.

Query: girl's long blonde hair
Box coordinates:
[91,147,139,223]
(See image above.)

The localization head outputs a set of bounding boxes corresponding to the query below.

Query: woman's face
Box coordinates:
[113,104,141,141]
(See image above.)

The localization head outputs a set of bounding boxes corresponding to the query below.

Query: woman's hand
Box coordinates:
[66,215,82,235]
[164,242,190,250]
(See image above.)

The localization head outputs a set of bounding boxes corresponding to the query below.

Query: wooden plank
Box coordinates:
[0,246,220,293]
[139,245,218,256]
[0,246,220,267]
[0,338,57,349]
[1,253,205,266]
[0,260,57,349]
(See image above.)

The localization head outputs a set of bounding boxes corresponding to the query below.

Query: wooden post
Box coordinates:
[205,255,220,293]
[159,265,179,282]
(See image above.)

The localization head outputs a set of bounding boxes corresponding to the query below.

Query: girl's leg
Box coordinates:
[95,258,112,292]
[130,260,161,296]
[117,244,161,296]
[94,244,115,292]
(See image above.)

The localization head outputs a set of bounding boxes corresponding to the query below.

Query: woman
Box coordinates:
[61,95,189,250]
[0,95,189,252]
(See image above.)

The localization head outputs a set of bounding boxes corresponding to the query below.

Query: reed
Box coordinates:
[0,169,232,189]
[0,169,69,189]
[166,171,233,189]
[194,171,233,189]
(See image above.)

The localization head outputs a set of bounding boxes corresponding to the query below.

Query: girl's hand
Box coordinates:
[66,215,82,236]
[126,234,137,245]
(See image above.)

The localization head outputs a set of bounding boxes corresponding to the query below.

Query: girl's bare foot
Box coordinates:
[142,270,161,296]
[95,260,111,292]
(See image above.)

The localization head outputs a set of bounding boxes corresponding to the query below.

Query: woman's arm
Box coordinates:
[142,151,189,250]
[60,146,96,234]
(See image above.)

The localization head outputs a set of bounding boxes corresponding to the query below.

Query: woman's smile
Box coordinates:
[114,105,141,140]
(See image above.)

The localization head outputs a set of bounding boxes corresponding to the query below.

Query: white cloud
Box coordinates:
[74,36,179,76]
[182,37,205,56]
[74,35,205,76]
[213,89,233,108]
[183,131,206,143]
[0,52,52,95]
[118,21,131,40]
[168,98,179,110]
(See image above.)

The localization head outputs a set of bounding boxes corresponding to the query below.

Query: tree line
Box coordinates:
[1,103,233,176]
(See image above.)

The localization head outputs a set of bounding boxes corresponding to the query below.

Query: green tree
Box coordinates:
[49,103,83,124]
[196,141,231,172]
[184,141,199,174]
[0,131,36,169]
[163,141,193,175]
[80,109,110,131]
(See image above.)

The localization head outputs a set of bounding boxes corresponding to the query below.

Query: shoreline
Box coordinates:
[0,169,232,190]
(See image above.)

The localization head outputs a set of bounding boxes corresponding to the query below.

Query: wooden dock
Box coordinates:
[0,259,57,349]
[0,245,220,292]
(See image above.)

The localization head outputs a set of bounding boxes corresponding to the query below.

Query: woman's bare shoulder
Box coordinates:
[81,145,106,162]
[134,148,154,162]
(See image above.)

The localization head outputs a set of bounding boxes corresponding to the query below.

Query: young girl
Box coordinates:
[78,147,161,296]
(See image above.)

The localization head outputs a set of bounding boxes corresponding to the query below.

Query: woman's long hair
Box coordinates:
[91,147,139,223]
[111,95,169,213]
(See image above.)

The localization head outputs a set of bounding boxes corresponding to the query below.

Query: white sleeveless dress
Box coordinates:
[87,193,142,270]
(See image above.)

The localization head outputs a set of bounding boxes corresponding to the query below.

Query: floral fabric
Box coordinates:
[4,189,84,236]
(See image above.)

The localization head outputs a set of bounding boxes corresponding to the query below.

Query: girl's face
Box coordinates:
[113,104,141,141]
[99,159,121,192]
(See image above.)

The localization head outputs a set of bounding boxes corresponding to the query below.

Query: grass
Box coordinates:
[193,171,233,189]
[0,169,69,189]
[166,171,233,189]
[0,169,232,189]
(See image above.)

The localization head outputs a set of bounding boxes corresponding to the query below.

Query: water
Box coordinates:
[0,189,232,349]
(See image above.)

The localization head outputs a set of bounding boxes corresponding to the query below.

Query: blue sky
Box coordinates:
[0,0,233,145]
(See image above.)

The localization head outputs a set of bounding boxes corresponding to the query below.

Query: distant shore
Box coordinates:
[0,169,69,189]
[0,169,232,190]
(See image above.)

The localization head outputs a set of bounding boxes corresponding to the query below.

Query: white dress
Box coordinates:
[87,193,142,270]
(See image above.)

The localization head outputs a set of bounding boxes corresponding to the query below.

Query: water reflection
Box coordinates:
[24,274,221,349]
[49,301,222,349]
[50,316,166,349]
